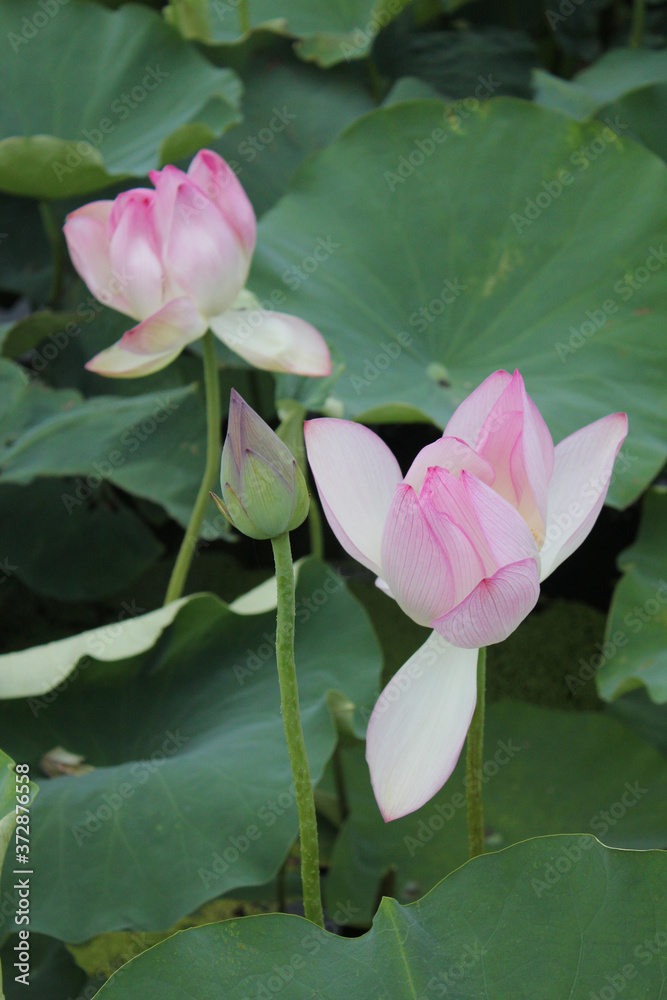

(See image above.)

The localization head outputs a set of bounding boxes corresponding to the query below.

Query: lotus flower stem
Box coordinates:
[630,0,645,47]
[163,330,221,605]
[466,647,487,859]
[271,531,324,928]
[39,201,64,304]
[308,496,325,561]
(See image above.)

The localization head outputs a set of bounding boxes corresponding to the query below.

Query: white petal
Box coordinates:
[85,298,207,378]
[210,310,331,376]
[539,413,628,580]
[305,419,402,575]
[366,632,478,820]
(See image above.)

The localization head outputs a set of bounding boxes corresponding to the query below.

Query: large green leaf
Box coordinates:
[0,358,209,530]
[97,836,667,999]
[598,487,667,704]
[0,561,381,942]
[208,40,374,217]
[0,0,241,198]
[250,97,667,507]
[325,700,667,925]
[0,480,163,602]
[164,0,414,67]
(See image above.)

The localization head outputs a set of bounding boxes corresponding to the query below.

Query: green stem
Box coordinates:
[466,647,487,860]
[271,532,324,928]
[163,331,221,606]
[39,201,64,304]
[308,496,324,561]
[238,0,250,33]
[276,853,288,914]
[332,743,349,825]
[629,0,645,47]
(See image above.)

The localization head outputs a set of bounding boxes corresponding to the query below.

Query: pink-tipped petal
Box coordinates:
[84,298,207,378]
[444,370,513,445]
[162,177,250,317]
[539,413,628,580]
[475,371,554,541]
[462,472,539,567]
[431,557,540,648]
[210,310,331,376]
[187,149,256,256]
[366,632,478,820]
[63,202,134,317]
[380,485,457,625]
[107,189,168,320]
[420,467,497,578]
[305,419,402,576]
[403,436,495,493]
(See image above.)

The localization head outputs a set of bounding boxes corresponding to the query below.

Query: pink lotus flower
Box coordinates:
[305,370,627,820]
[63,150,331,379]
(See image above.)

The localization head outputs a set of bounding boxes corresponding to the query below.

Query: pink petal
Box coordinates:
[420,467,497,578]
[403,436,495,493]
[305,419,402,576]
[84,298,207,378]
[539,413,628,580]
[107,189,169,320]
[366,632,478,820]
[186,149,256,256]
[475,371,554,542]
[63,201,134,317]
[161,176,250,317]
[462,471,539,567]
[419,482,487,606]
[209,310,331,376]
[444,370,513,445]
[380,484,457,626]
[431,557,540,648]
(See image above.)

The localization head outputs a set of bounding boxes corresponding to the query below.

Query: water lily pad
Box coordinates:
[251,97,667,507]
[95,836,667,999]
[325,700,667,925]
[598,487,667,703]
[0,0,241,198]
[164,0,415,67]
[0,561,381,941]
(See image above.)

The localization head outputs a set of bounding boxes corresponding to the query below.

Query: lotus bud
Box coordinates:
[218,390,310,540]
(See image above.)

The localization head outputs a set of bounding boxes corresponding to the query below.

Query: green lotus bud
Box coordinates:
[218,389,310,540]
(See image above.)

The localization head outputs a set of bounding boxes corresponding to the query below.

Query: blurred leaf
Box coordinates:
[250,98,667,508]
[607,688,667,756]
[598,487,667,703]
[0,358,214,531]
[0,479,163,602]
[95,837,667,999]
[534,49,667,161]
[208,41,374,216]
[164,0,415,67]
[375,27,537,99]
[0,560,381,941]
[535,49,667,116]
[1,934,86,1000]
[382,75,442,104]
[325,701,667,925]
[0,0,242,198]
[0,311,80,359]
[0,195,51,300]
